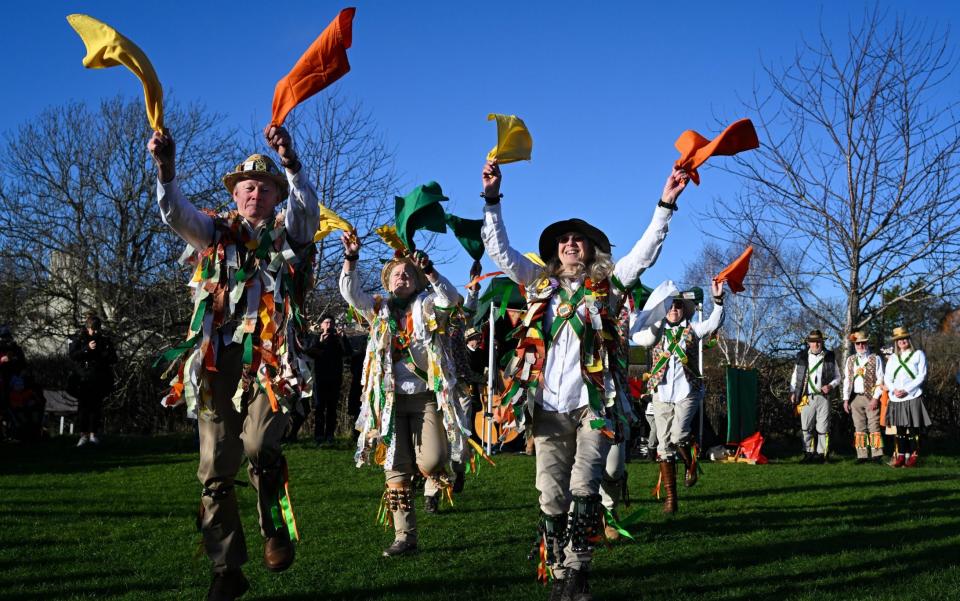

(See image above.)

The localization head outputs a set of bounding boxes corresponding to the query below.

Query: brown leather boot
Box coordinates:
[263,528,295,572]
[676,444,698,488]
[660,460,678,514]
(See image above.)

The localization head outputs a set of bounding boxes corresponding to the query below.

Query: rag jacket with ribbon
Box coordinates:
[339,268,470,471]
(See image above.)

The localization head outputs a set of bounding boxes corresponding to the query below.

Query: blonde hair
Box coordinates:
[543,248,615,283]
[380,257,428,294]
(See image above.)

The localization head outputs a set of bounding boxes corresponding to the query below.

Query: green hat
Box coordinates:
[444,213,484,260]
[395,181,448,250]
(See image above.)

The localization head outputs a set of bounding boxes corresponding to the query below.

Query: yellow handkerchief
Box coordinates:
[486,113,532,164]
[314,205,354,242]
[67,14,164,131]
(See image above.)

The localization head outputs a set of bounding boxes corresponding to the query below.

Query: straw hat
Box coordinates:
[380,257,428,294]
[805,329,826,343]
[891,326,911,341]
[222,154,289,200]
[849,330,869,344]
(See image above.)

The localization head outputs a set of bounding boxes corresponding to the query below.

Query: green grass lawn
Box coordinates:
[2,436,958,601]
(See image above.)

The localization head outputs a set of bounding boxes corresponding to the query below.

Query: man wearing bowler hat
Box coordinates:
[790,329,840,463]
[842,331,884,463]
[149,125,318,601]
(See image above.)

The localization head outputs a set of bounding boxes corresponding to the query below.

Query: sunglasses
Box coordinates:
[557,234,586,244]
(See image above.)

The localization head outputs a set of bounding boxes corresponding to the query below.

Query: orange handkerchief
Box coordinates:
[271,7,356,126]
[713,246,754,293]
[674,118,759,184]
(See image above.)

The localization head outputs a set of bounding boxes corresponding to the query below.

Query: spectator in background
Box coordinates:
[346,333,367,440]
[68,314,117,447]
[305,314,349,445]
[789,329,840,464]
[1,325,43,442]
[884,327,931,468]
[0,326,27,411]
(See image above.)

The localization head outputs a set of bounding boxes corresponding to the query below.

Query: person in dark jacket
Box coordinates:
[305,315,350,444]
[789,329,840,463]
[68,314,117,446]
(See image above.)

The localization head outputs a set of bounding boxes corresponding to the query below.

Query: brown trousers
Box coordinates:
[851,393,882,458]
[196,342,290,572]
[385,392,447,543]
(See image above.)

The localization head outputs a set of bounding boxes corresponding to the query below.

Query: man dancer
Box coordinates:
[149,125,318,601]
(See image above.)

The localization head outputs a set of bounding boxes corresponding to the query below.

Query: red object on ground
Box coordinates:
[733,431,768,464]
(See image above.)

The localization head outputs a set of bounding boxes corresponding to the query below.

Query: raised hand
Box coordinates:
[147,130,176,182]
[264,125,299,171]
[341,231,360,256]
[482,159,501,199]
[661,167,690,206]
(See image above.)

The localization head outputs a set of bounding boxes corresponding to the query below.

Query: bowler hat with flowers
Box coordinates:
[222,154,289,201]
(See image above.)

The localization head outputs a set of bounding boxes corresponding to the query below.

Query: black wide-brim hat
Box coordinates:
[538,218,611,262]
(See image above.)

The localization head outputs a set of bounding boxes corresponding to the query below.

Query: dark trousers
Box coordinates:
[314,378,342,440]
[77,391,104,433]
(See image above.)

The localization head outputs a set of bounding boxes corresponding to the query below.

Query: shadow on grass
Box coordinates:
[602,483,960,601]
[0,435,197,476]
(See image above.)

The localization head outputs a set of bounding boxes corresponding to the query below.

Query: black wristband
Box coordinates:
[482,192,503,205]
[281,157,301,171]
[421,261,435,275]
[713,295,724,306]
[344,253,359,261]
[658,199,677,211]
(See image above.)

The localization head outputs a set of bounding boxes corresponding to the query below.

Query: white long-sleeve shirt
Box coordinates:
[339,267,460,395]
[482,202,673,413]
[157,170,320,348]
[157,169,320,250]
[630,304,724,403]
[883,349,926,402]
[842,353,883,400]
[790,351,841,394]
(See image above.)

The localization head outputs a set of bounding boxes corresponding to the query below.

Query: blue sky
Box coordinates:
[4,1,958,290]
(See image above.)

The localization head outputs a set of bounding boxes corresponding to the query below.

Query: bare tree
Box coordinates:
[284,94,400,322]
[710,7,960,364]
[0,96,234,430]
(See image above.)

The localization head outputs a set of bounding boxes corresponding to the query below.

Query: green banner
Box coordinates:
[725,366,758,444]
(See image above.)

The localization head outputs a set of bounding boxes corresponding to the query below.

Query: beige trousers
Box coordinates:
[385,392,447,543]
[533,407,611,574]
[851,394,882,458]
[196,342,290,573]
[652,394,698,459]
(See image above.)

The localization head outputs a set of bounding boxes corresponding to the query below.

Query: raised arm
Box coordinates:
[410,250,461,309]
[149,130,214,250]
[480,159,540,285]
[612,168,689,288]
[264,125,320,246]
[338,232,376,320]
[690,281,725,339]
